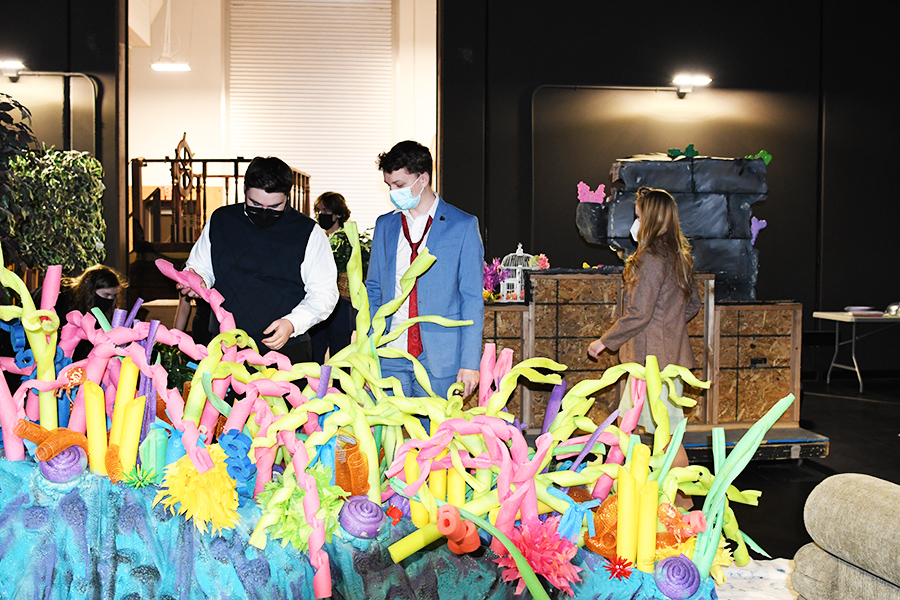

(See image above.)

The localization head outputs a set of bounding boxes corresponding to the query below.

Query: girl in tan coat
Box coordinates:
[588,187,700,501]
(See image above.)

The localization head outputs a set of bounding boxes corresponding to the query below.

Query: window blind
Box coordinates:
[228,0,394,234]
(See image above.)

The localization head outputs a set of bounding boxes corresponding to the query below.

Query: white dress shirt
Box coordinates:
[387,196,440,351]
[185,216,338,337]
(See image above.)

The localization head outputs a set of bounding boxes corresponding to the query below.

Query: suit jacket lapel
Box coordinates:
[383,212,401,302]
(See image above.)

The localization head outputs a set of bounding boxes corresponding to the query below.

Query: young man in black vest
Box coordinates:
[178,156,338,363]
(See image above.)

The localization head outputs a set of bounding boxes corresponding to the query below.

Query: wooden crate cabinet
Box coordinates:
[483,274,801,431]
[712,303,802,428]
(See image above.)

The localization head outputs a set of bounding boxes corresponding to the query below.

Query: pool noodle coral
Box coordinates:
[0,225,795,599]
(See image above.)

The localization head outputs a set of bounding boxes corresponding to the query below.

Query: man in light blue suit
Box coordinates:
[366,140,484,399]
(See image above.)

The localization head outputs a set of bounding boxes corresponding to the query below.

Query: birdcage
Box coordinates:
[499,243,538,302]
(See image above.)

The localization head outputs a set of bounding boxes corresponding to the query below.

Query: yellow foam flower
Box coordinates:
[153,444,240,535]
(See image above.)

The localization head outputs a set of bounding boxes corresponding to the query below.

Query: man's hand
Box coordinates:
[262,318,295,350]
[587,338,606,359]
[457,368,479,398]
[176,268,206,299]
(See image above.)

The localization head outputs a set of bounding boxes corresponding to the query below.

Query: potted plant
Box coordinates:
[0,93,37,248]
[8,145,106,276]
[1,93,107,277]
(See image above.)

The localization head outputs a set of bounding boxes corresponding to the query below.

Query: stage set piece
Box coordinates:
[0,221,798,599]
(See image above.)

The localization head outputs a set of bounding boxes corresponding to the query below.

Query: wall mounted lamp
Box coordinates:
[0,60,25,79]
[673,74,712,99]
[0,60,100,153]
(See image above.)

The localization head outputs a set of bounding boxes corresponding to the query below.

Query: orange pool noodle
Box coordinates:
[35,428,90,461]
[584,493,619,560]
[105,444,123,484]
[14,419,51,445]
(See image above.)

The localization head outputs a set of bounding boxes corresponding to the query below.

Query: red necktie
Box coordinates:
[401,214,433,357]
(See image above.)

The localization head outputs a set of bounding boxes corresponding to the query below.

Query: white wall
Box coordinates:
[128,0,436,233]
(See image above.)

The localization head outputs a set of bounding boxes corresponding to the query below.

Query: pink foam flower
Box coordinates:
[537,254,550,270]
[493,515,583,597]
[577,181,606,203]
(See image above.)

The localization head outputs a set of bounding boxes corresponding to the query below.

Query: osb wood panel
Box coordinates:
[484,310,495,338]
[495,311,523,338]
[738,336,793,369]
[711,303,801,425]
[737,307,796,336]
[717,304,799,336]
[533,277,558,304]
[558,304,616,338]
[556,277,619,304]
[535,304,558,338]
[736,368,794,423]
[716,369,738,422]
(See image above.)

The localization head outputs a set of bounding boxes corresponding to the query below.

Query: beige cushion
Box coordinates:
[792,543,900,600]
[803,473,900,588]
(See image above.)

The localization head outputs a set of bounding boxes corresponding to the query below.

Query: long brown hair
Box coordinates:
[61,265,127,313]
[623,187,694,298]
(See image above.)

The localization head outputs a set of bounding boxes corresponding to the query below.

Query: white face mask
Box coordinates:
[630,218,641,242]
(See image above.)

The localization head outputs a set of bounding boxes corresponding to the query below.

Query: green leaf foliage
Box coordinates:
[0,93,37,243]
[8,145,106,274]
[330,227,372,276]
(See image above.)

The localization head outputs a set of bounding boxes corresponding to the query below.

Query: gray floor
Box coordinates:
[702,375,900,559]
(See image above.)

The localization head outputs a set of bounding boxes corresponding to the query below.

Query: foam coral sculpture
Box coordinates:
[153,443,240,535]
[494,515,583,597]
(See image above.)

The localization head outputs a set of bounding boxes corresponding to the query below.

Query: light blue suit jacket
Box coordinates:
[366,197,484,379]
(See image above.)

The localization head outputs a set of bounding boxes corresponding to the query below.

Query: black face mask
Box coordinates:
[94,294,115,313]
[245,204,285,229]
[317,213,336,230]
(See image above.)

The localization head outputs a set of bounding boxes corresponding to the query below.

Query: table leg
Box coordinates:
[826,323,839,384]
[851,321,863,394]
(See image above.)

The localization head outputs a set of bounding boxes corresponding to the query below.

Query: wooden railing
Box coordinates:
[129,157,311,254]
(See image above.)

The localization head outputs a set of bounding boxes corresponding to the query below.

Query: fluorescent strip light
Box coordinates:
[151,61,191,72]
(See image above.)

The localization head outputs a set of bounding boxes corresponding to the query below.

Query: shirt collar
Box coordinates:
[402,194,440,221]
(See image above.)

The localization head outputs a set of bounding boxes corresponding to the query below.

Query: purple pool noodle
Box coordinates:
[570,410,619,473]
[124,297,144,328]
[144,319,160,360]
[139,319,161,443]
[388,493,410,519]
[540,381,568,436]
[139,375,157,444]
[39,446,88,482]
[317,365,331,398]
[655,554,701,599]
[339,496,385,538]
[110,308,127,328]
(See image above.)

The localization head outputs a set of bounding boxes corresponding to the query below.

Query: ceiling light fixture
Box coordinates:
[151,0,191,72]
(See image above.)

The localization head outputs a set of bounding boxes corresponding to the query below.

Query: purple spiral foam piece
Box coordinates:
[654,554,701,600]
[39,446,88,483]
[339,496,385,538]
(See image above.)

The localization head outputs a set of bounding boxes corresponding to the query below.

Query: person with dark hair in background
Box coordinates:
[33,264,127,361]
[366,140,484,399]
[309,191,356,364]
[178,156,337,363]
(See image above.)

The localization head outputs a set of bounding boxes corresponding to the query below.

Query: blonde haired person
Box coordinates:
[587,187,700,503]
